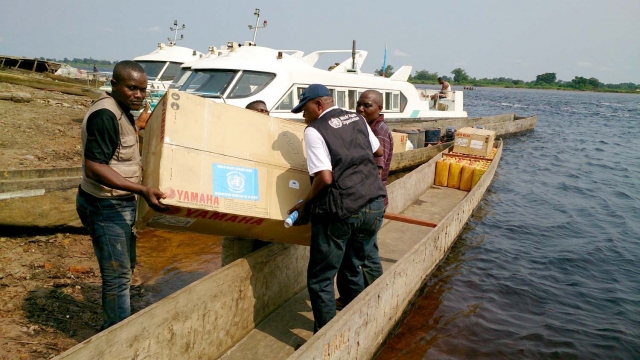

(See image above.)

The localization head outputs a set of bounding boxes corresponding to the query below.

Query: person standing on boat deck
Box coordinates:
[430,77,452,107]
[221,100,271,266]
[287,84,387,332]
[334,91,393,305]
[76,60,169,330]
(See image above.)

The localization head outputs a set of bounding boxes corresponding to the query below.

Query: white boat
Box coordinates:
[181,41,467,120]
[99,20,203,94]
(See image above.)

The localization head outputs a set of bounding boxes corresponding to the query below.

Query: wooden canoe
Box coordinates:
[55,140,503,360]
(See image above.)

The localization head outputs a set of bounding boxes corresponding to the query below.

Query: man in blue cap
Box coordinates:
[288,84,386,332]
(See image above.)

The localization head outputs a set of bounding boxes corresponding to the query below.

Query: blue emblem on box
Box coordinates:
[212,163,259,201]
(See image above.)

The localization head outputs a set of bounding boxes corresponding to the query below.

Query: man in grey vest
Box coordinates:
[76,60,169,330]
[288,84,386,332]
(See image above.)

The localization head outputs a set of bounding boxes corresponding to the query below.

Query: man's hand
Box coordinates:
[379,167,383,179]
[141,187,170,212]
[136,103,151,130]
[287,200,307,226]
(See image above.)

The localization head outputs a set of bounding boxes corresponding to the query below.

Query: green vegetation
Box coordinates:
[38,57,116,68]
[374,65,395,77]
[404,67,639,94]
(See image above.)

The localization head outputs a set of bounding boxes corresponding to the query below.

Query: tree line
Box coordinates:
[375,65,639,93]
[38,57,117,67]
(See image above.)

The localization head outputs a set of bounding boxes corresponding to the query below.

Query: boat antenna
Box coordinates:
[351,40,356,71]
[248,9,267,45]
[168,20,186,45]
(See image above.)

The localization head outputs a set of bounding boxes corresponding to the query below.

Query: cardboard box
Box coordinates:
[453,127,496,157]
[136,90,312,246]
[391,132,407,153]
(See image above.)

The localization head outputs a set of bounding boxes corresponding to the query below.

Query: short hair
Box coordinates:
[437,77,444,81]
[113,60,145,82]
[245,100,267,110]
[361,90,383,107]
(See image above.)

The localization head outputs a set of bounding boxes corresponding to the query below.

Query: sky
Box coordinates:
[1,0,638,84]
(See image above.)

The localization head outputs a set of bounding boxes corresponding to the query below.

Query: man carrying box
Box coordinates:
[287,84,386,332]
[76,61,169,330]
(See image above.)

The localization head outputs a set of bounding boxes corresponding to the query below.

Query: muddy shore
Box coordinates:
[0,73,223,359]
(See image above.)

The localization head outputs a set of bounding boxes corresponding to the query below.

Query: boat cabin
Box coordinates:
[182,43,467,120]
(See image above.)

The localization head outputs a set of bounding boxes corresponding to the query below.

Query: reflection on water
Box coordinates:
[135,229,223,302]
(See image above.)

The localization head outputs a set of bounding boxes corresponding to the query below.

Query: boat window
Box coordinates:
[180,69,238,96]
[348,90,357,110]
[168,68,192,90]
[400,92,407,112]
[159,62,182,81]
[392,93,400,110]
[228,71,276,99]
[297,87,307,100]
[274,89,294,111]
[336,90,346,109]
[329,89,335,98]
[385,92,392,110]
[135,61,167,80]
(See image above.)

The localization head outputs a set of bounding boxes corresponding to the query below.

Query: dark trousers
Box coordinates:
[76,190,136,330]
[307,197,385,332]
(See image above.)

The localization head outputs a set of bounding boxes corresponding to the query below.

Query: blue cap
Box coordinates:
[291,84,331,113]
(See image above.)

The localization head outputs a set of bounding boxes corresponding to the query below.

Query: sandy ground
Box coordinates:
[0,82,89,170]
[0,76,222,359]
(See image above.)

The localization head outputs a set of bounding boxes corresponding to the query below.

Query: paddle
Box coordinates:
[383,212,438,228]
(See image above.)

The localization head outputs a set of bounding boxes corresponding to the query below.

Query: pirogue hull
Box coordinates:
[56,140,503,360]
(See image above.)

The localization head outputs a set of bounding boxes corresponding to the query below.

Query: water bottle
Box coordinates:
[284,200,303,228]
[284,211,298,228]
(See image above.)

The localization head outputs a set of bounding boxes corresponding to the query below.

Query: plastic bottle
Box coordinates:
[284,200,303,228]
[284,211,298,228]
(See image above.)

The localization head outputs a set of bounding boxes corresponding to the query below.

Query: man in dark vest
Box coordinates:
[288,84,386,332]
[76,60,169,330]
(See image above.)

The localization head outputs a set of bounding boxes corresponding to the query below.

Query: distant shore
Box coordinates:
[411,81,639,94]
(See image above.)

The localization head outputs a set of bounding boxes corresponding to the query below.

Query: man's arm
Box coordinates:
[287,170,332,219]
[84,160,168,211]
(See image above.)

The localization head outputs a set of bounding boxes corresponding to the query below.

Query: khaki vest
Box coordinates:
[80,94,142,198]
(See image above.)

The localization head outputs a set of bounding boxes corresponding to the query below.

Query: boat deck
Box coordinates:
[220,186,467,359]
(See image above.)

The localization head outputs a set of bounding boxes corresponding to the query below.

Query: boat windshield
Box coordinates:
[227,71,276,99]
[168,68,192,90]
[135,61,167,80]
[180,69,239,97]
[159,62,182,81]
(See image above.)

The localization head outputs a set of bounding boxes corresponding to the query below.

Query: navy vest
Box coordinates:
[308,108,386,220]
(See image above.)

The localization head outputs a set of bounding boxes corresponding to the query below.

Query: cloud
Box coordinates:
[515,59,531,67]
[149,26,161,33]
[394,49,410,57]
[577,61,593,68]
[453,61,465,66]
[596,66,613,72]
[103,28,115,33]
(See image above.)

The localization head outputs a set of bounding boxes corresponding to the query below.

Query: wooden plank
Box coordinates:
[389,142,451,172]
[0,189,45,200]
[383,212,437,228]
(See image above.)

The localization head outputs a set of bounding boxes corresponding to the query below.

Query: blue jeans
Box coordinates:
[76,190,136,330]
[336,236,383,304]
[307,196,385,332]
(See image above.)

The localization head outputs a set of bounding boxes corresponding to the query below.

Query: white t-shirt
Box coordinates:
[305,107,380,175]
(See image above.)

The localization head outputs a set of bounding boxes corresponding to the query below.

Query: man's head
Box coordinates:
[291,84,334,124]
[246,100,269,115]
[111,61,147,111]
[437,77,444,85]
[356,90,383,123]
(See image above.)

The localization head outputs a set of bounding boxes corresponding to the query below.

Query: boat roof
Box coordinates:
[189,45,412,85]
[134,43,204,63]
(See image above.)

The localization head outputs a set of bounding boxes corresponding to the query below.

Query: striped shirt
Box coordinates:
[369,114,394,207]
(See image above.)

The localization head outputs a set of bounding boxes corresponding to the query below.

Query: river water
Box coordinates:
[376,88,640,359]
